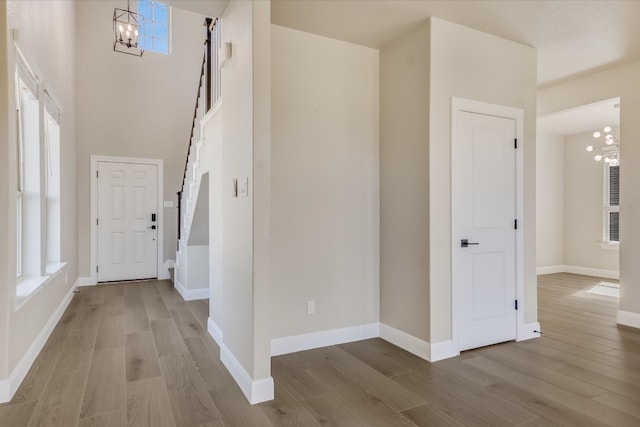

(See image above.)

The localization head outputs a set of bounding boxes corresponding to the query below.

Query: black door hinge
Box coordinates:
[514,219,518,230]
[515,300,519,310]
[514,138,518,149]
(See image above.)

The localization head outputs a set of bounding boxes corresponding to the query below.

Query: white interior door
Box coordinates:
[456,111,517,351]
[97,161,158,282]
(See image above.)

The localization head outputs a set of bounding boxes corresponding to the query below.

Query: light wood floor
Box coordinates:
[1,273,638,426]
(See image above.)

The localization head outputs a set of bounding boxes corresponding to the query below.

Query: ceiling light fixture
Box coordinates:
[587,126,619,166]
[113,0,144,56]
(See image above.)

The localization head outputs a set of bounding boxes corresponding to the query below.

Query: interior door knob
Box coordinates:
[461,239,479,248]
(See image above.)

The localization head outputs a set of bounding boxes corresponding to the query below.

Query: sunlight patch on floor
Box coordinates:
[587,281,620,298]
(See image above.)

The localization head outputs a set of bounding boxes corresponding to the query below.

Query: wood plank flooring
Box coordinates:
[1,273,639,426]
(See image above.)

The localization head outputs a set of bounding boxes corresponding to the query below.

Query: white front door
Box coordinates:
[97,161,158,282]
[455,111,517,351]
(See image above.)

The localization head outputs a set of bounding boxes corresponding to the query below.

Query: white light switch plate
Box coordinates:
[239,177,249,197]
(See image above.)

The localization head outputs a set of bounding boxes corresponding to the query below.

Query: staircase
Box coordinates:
[174,17,220,300]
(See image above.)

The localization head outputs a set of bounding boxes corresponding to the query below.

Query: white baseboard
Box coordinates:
[537,265,619,280]
[78,276,96,287]
[271,323,379,357]
[617,310,640,329]
[206,317,273,404]
[517,321,542,341]
[219,341,274,404]
[207,317,223,347]
[536,265,565,275]
[174,278,209,301]
[564,265,619,280]
[430,340,459,362]
[0,280,77,403]
[379,323,430,361]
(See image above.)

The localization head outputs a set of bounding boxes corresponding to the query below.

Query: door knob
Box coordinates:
[461,239,479,248]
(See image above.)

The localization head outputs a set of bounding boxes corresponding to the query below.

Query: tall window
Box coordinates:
[603,163,619,243]
[137,0,170,54]
[45,93,61,266]
[14,49,64,298]
[15,60,41,278]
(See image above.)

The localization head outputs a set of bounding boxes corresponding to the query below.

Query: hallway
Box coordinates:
[0,274,639,426]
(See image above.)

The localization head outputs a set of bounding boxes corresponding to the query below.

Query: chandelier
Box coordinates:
[113,0,144,56]
[586,126,619,166]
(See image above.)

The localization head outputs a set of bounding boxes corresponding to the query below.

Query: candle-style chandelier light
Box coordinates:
[113,0,144,56]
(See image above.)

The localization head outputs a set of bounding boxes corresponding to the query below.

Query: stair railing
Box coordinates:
[177,18,219,247]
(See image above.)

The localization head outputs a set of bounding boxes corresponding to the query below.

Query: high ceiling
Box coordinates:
[538,98,620,135]
[271,0,640,88]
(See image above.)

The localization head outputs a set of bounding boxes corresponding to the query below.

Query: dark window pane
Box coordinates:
[610,211,619,242]
[609,165,619,206]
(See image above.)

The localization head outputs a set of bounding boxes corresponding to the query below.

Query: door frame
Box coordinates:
[451,98,525,353]
[90,155,164,285]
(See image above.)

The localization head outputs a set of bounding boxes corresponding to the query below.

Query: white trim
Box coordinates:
[379,323,430,361]
[174,277,209,301]
[90,155,164,284]
[219,341,274,404]
[564,265,619,279]
[0,280,76,403]
[617,310,640,329]
[536,265,619,280]
[15,262,67,309]
[78,276,96,287]
[451,98,526,355]
[270,323,379,357]
[159,259,174,280]
[599,241,619,251]
[536,265,566,275]
[207,317,223,346]
[430,340,459,362]
[517,321,541,341]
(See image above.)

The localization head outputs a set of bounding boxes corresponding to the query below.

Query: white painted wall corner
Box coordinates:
[219,341,274,404]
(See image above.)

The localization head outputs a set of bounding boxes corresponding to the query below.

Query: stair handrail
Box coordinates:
[177,18,214,245]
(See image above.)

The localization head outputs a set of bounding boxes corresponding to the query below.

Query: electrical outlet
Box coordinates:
[307,300,315,315]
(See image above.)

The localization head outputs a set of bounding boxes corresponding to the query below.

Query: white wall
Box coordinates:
[0,2,10,382]
[2,0,77,394]
[216,0,272,395]
[564,130,619,273]
[538,61,640,320]
[75,1,207,278]
[270,25,380,339]
[536,131,564,268]
[186,246,210,289]
[429,17,538,342]
[379,21,431,342]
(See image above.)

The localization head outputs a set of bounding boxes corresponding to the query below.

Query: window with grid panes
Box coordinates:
[137,0,170,54]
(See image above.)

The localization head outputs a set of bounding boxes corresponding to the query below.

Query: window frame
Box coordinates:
[13,46,67,304]
[136,0,170,55]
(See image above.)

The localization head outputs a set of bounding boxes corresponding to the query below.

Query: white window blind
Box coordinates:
[603,164,619,243]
